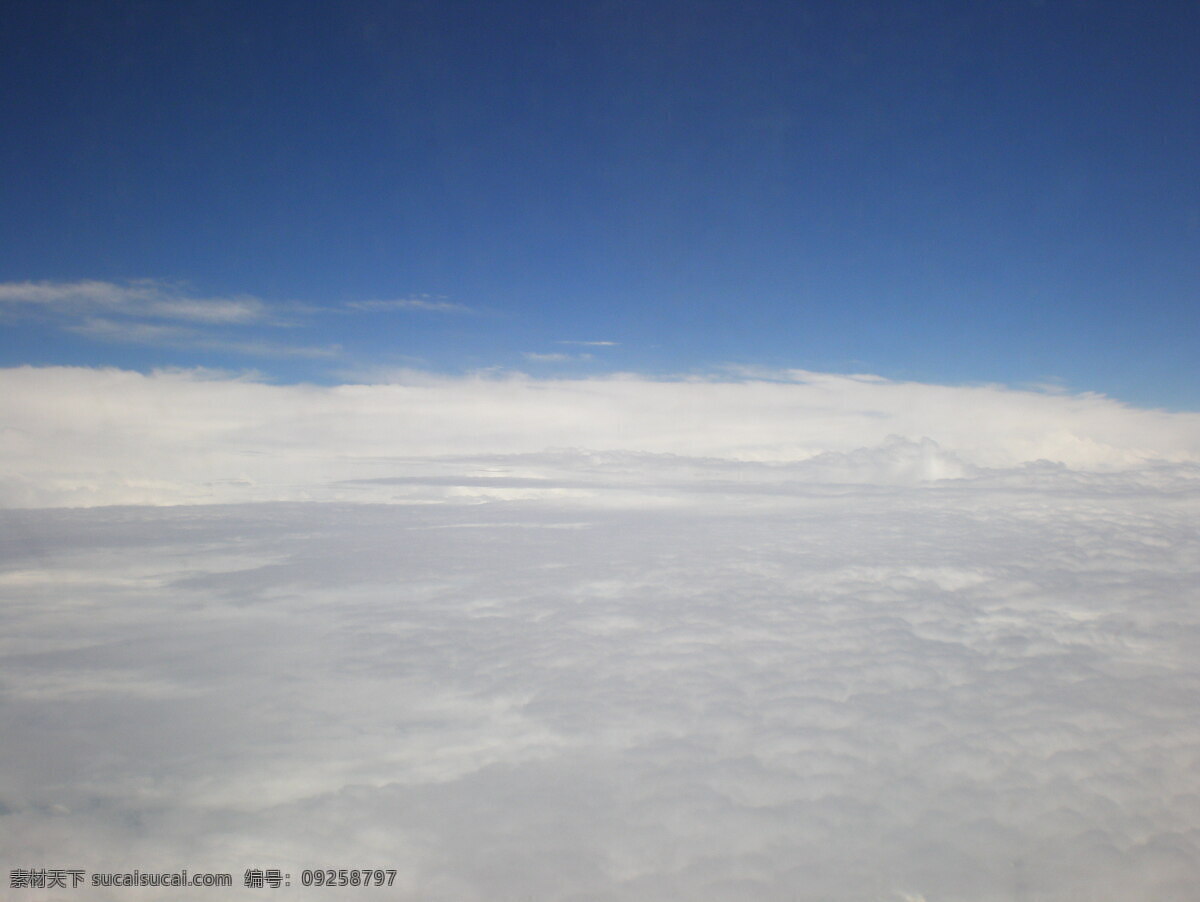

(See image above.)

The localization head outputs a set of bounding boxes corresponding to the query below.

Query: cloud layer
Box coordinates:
[1,366,1198,508]
[2,483,1198,900]
[2,365,1198,900]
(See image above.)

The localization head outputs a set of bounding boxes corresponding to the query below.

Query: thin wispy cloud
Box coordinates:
[65,316,339,359]
[558,340,618,346]
[68,317,196,344]
[523,351,593,362]
[0,279,268,324]
[344,296,472,313]
[0,279,354,360]
[193,338,341,359]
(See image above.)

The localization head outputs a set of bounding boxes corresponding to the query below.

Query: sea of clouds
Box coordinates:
[2,366,1199,900]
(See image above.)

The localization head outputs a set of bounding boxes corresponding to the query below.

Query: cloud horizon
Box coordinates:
[2,364,1199,509]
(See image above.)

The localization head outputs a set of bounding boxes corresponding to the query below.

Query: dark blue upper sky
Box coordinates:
[2,0,1197,407]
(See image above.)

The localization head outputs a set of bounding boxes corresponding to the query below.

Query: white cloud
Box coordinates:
[0,279,268,324]
[344,296,471,313]
[558,340,618,346]
[145,298,267,324]
[2,366,1199,899]
[68,317,198,343]
[523,351,593,362]
[0,280,356,359]
[1,366,1198,508]
[195,338,341,359]
[0,280,473,322]
[1,470,1198,899]
[66,317,339,359]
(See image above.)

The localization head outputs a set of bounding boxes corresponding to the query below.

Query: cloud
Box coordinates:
[68,317,197,344]
[0,279,355,360]
[0,279,268,324]
[1,472,1198,899]
[67,317,339,359]
[202,339,340,359]
[2,366,1199,899]
[523,351,593,362]
[344,296,471,313]
[1,366,1199,508]
[0,279,487,366]
[558,340,618,346]
[0,280,473,321]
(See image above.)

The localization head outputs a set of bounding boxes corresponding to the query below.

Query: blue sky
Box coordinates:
[2,0,1198,407]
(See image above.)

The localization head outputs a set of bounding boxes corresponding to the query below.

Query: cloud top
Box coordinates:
[2,366,1199,507]
[2,368,1199,901]
[2,481,1198,899]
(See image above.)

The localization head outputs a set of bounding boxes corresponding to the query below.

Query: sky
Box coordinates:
[1,0,1198,406]
[4,4,1200,901]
